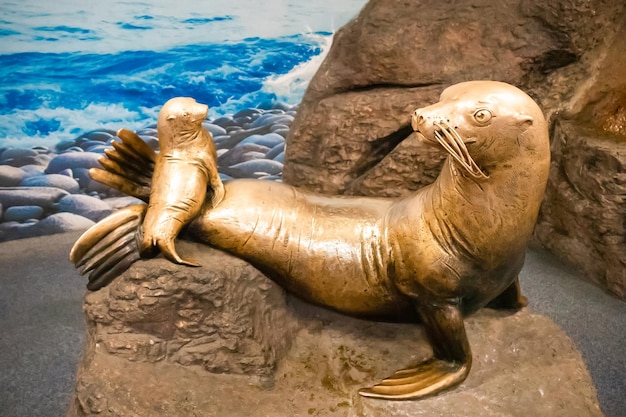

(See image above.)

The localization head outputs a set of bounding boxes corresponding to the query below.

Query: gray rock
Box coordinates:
[212,116,237,128]
[72,168,92,189]
[0,165,27,187]
[257,174,282,181]
[238,133,285,148]
[0,148,37,161]
[265,143,285,160]
[80,130,115,142]
[21,174,80,194]
[57,168,73,177]
[201,122,227,137]
[79,140,106,151]
[84,145,110,154]
[61,146,85,153]
[135,128,158,137]
[55,140,79,152]
[233,108,262,119]
[101,196,145,211]
[272,152,284,163]
[250,113,293,129]
[214,125,274,150]
[271,128,290,139]
[19,165,46,178]
[68,242,602,417]
[45,152,102,174]
[29,212,94,235]
[31,145,51,154]
[269,123,290,132]
[3,205,44,222]
[0,148,47,167]
[218,143,271,168]
[0,212,94,242]
[0,187,69,211]
[57,194,112,222]
[87,179,119,197]
[228,159,284,178]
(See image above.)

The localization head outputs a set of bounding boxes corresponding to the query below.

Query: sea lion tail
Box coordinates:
[70,204,147,290]
[152,234,201,268]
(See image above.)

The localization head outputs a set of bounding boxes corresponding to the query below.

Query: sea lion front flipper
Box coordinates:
[486,277,528,310]
[70,204,148,290]
[359,303,471,400]
[88,128,157,201]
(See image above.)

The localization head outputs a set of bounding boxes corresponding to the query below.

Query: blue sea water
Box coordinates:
[0,0,367,147]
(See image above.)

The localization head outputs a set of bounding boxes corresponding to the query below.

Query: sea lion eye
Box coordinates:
[473,109,492,125]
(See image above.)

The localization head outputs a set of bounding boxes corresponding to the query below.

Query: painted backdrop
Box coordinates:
[0,0,366,148]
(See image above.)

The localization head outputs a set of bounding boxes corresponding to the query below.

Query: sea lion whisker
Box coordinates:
[438,121,472,165]
[440,121,488,179]
[433,128,473,175]
[434,121,464,158]
[434,122,488,180]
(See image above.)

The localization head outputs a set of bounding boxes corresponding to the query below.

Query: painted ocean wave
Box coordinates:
[0,0,367,148]
[0,33,331,147]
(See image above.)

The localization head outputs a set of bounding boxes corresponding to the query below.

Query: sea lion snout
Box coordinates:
[411,108,449,147]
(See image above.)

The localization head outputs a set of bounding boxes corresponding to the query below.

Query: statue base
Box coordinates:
[68,241,602,417]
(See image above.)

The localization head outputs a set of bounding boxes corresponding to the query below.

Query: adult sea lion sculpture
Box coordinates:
[70,81,551,400]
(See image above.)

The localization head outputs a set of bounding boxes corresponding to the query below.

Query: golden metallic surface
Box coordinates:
[71,81,550,400]
[140,97,225,266]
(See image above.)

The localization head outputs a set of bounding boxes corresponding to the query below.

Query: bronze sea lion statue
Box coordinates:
[70,81,550,400]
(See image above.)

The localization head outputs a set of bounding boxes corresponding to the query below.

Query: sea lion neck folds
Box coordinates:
[71,81,551,401]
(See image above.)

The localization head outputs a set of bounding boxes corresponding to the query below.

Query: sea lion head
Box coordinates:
[412,81,549,179]
[158,97,210,148]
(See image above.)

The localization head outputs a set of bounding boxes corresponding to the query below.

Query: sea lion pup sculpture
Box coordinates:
[70,81,550,400]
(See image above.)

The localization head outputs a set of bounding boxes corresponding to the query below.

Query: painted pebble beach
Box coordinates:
[0,103,294,242]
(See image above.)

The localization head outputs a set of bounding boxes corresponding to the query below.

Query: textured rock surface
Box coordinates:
[283,0,626,297]
[69,241,602,417]
[535,121,626,298]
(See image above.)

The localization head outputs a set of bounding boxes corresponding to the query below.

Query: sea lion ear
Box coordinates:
[516,114,533,126]
[167,114,176,121]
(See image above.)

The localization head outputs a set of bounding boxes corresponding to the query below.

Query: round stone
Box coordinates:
[3,205,44,222]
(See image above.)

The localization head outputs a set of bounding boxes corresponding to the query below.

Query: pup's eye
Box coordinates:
[473,109,492,125]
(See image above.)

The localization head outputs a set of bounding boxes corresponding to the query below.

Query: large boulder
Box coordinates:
[68,241,601,417]
[283,0,626,297]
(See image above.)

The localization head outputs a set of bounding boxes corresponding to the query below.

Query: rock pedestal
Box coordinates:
[69,241,602,417]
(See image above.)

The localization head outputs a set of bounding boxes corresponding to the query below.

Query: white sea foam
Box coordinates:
[0,103,157,148]
[262,33,332,103]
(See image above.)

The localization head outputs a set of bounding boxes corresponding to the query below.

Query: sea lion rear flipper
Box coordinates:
[359,303,471,400]
[89,128,157,201]
[70,204,148,290]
